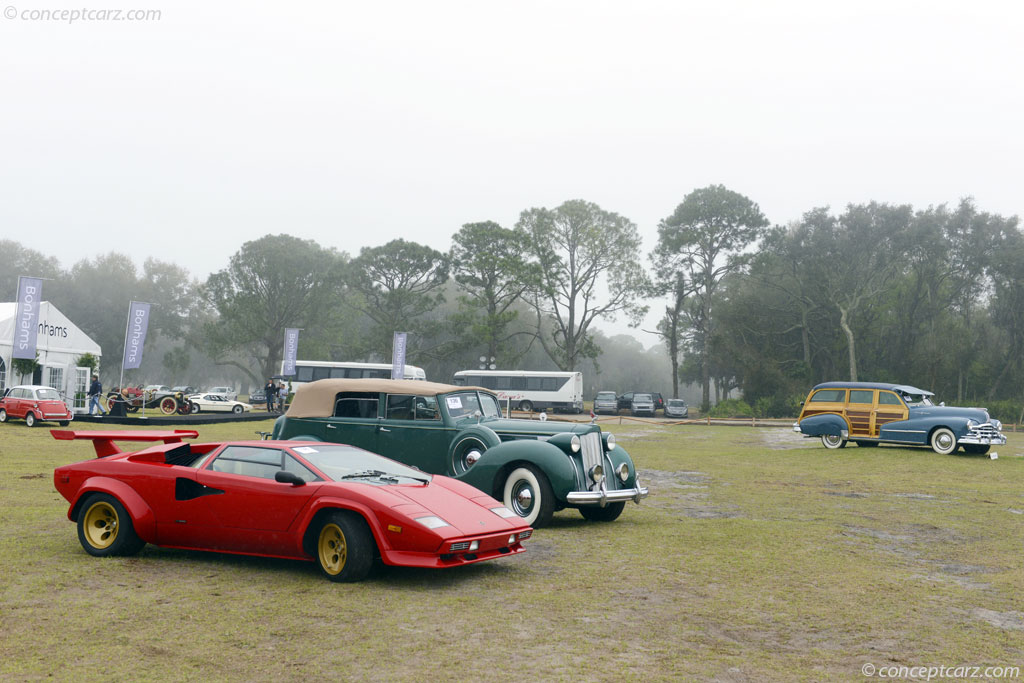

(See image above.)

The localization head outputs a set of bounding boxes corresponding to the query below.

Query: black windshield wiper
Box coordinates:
[340,469,428,484]
[340,470,395,481]
[392,473,431,484]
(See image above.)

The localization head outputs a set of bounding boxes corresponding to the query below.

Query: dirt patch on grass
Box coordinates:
[641,468,744,519]
[971,608,1024,631]
[841,523,999,590]
[759,429,809,450]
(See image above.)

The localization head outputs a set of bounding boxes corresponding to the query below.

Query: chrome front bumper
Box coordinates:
[566,477,649,507]
[960,426,1007,446]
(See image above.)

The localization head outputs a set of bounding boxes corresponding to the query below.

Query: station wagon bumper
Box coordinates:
[960,423,1007,446]
[566,477,649,506]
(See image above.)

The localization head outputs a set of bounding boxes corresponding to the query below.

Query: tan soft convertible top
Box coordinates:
[286,378,489,418]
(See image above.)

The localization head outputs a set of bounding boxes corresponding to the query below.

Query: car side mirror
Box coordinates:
[275,470,306,486]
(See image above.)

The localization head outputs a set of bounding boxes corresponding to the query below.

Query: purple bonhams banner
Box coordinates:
[122,302,152,370]
[13,276,42,360]
[391,332,407,380]
[282,328,300,375]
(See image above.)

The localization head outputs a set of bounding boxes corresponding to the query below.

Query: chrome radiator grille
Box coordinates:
[580,432,604,489]
[968,424,1002,439]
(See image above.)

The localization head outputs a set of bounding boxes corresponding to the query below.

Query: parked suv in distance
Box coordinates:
[630,393,656,416]
[617,392,634,412]
[593,391,618,414]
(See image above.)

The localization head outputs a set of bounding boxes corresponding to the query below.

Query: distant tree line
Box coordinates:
[2,188,1021,420]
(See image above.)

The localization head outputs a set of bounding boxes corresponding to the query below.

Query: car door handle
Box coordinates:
[326,424,337,429]
[379,427,391,433]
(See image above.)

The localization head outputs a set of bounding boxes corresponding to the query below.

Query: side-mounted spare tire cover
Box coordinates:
[448,424,501,475]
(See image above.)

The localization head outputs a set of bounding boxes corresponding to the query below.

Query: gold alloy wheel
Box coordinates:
[82,501,119,550]
[318,523,347,576]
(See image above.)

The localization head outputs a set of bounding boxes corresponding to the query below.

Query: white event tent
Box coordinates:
[0,301,102,413]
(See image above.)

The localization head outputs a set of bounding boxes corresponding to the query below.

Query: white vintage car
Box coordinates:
[187,393,252,414]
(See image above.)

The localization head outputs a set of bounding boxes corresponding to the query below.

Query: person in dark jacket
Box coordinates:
[264,379,277,412]
[87,375,106,416]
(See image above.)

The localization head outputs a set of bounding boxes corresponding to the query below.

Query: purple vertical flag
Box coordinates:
[282,328,300,375]
[391,332,407,380]
[13,276,42,360]
[122,302,152,370]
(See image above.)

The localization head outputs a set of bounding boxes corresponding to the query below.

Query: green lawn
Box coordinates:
[1,421,1022,681]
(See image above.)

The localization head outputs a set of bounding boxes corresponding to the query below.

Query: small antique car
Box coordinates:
[51,430,531,582]
[793,381,1007,454]
[271,379,648,527]
[0,385,73,426]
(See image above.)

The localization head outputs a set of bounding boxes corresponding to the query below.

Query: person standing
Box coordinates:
[277,381,289,412]
[264,379,277,412]
[87,375,106,416]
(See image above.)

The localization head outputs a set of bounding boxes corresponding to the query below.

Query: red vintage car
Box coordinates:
[0,385,73,426]
[52,430,532,582]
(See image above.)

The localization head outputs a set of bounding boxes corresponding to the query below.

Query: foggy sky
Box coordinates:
[1,0,1021,339]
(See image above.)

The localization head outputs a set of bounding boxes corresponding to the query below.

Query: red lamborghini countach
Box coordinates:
[52,430,532,582]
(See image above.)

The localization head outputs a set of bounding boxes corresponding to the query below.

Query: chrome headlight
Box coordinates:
[415,516,450,529]
[570,435,581,453]
[589,464,604,484]
[992,419,1003,431]
[605,433,616,450]
[966,419,979,429]
[617,463,629,482]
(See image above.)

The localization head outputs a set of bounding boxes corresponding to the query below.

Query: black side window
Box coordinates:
[333,392,379,418]
[386,394,415,420]
[810,389,846,402]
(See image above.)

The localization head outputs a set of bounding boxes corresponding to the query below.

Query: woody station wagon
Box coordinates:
[272,379,648,527]
[793,381,1006,455]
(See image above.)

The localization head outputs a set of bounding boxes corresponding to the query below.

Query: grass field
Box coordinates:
[1,420,1022,681]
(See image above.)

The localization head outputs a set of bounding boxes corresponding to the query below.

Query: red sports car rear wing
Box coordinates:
[50,429,200,458]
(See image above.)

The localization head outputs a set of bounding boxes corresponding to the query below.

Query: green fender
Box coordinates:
[457,439,578,503]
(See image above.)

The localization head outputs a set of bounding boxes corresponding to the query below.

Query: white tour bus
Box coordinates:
[285,361,427,388]
[452,370,583,413]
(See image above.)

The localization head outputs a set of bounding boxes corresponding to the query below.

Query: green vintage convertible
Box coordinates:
[272,379,648,527]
